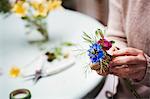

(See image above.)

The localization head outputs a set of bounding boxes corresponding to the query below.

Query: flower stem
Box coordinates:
[24,16,49,43]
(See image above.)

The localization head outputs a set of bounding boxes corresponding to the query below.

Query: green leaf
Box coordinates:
[78,51,86,56]
[54,47,62,58]
[82,32,94,43]
[95,31,98,35]
[95,30,101,41]
[110,40,115,44]
[62,42,76,46]
[82,36,93,43]
[83,32,92,39]
[97,29,104,39]
[0,0,11,14]
[21,16,28,20]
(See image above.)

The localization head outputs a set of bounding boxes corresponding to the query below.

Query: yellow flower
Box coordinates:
[9,66,21,78]
[48,0,62,12]
[12,1,28,17]
[31,2,48,17]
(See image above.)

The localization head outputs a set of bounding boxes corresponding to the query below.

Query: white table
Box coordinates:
[0,9,104,99]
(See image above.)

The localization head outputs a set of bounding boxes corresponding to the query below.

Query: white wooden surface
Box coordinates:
[0,9,105,99]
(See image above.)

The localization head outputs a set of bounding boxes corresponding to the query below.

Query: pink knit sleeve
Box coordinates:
[107,0,150,87]
[106,0,127,49]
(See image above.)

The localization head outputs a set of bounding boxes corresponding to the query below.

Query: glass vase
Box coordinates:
[25,18,49,44]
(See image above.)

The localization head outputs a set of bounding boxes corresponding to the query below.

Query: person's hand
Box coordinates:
[90,47,147,81]
[90,46,118,76]
[110,47,147,81]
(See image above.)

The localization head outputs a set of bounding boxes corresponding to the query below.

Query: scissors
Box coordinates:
[23,60,75,84]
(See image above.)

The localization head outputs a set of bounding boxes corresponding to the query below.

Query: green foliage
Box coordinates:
[82,32,94,43]
[83,29,106,44]
[0,0,11,14]
[110,40,115,44]
[95,29,104,39]
[54,47,62,58]
[62,42,76,46]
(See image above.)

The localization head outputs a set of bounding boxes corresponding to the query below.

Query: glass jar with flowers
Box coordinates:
[11,0,62,43]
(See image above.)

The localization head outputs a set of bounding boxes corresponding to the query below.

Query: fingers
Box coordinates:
[109,56,142,67]
[110,66,130,78]
[110,64,146,79]
[110,65,138,78]
[113,48,143,56]
[107,46,119,55]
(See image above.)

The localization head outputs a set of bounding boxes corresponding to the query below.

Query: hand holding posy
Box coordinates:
[91,47,147,81]
[83,29,143,98]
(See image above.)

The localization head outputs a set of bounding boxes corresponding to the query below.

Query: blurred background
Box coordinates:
[0,0,110,98]
[0,0,109,25]
[63,0,109,26]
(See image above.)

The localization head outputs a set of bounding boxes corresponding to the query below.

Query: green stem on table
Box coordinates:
[123,78,141,99]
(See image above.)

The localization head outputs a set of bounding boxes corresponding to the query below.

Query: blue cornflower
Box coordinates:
[88,43,104,63]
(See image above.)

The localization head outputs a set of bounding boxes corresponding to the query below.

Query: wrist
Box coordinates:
[133,65,146,82]
[133,53,149,82]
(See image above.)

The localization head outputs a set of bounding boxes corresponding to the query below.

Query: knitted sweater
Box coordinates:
[106,0,150,98]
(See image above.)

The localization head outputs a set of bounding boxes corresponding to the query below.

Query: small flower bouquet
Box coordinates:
[82,29,141,99]
[83,29,114,75]
[11,0,62,43]
[0,0,11,14]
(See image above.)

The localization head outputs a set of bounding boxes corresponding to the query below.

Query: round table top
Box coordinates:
[0,9,104,99]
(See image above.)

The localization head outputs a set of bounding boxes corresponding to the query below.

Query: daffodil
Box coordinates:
[48,0,62,12]
[12,1,28,17]
[31,1,48,17]
[9,66,21,78]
